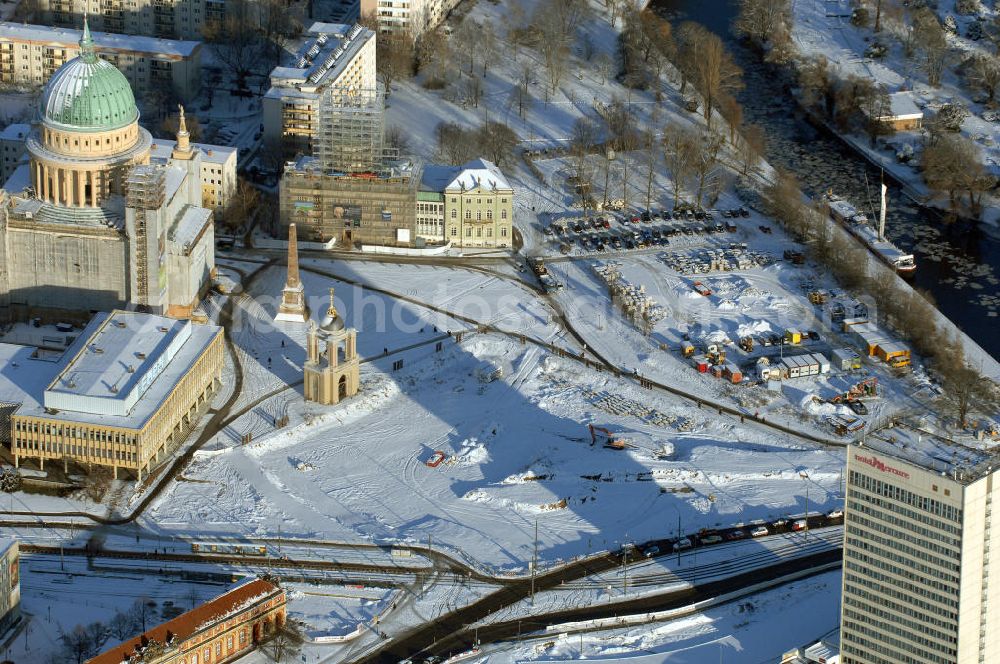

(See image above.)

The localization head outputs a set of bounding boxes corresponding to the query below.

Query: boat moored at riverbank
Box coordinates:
[825,194,916,274]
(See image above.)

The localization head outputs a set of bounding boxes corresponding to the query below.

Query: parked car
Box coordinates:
[673,537,693,551]
[750,526,769,538]
[791,519,808,531]
[847,400,868,415]
[827,509,844,519]
[644,545,661,558]
[725,529,746,541]
[700,534,723,545]
[771,518,788,529]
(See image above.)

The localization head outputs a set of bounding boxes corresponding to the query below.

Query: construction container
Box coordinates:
[848,323,889,357]
[832,348,861,371]
[694,356,709,373]
[785,328,802,345]
[756,357,776,381]
[711,364,724,378]
[681,342,696,357]
[875,342,911,364]
[723,363,743,384]
[810,353,831,374]
[841,317,868,332]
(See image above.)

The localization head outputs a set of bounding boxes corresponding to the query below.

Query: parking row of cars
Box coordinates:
[550,219,742,253]
[632,508,845,560]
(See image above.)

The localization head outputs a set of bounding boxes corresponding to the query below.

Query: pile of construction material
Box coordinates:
[593,263,666,330]
[659,247,773,274]
[587,390,680,428]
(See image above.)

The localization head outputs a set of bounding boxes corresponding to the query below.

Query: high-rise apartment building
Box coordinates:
[360,0,459,35]
[37,0,226,40]
[263,22,376,158]
[840,441,1000,664]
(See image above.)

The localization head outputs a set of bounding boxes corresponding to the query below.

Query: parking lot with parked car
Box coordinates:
[543,206,752,256]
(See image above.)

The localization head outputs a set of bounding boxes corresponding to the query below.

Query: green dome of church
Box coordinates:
[39,20,139,131]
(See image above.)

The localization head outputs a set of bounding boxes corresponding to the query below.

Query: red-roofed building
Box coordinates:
[87,578,286,664]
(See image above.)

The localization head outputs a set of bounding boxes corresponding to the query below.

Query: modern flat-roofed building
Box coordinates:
[263,22,376,158]
[87,577,286,664]
[150,139,237,211]
[0,22,201,100]
[4,311,223,481]
[840,440,1000,664]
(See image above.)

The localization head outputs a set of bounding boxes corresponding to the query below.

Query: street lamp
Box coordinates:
[800,471,810,538]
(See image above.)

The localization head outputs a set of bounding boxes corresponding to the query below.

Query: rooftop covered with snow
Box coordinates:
[0,21,201,58]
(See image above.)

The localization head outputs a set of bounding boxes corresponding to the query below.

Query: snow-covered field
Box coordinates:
[145,263,847,570]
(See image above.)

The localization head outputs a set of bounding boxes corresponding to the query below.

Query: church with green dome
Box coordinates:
[0,19,232,321]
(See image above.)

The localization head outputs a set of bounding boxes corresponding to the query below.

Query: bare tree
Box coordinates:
[693,131,725,207]
[535,0,573,98]
[594,52,615,85]
[417,30,453,87]
[736,123,767,176]
[384,125,411,155]
[673,22,704,95]
[266,618,305,662]
[922,132,993,214]
[690,28,744,131]
[480,24,499,78]
[570,117,599,215]
[454,19,479,75]
[914,8,948,87]
[259,0,301,73]
[436,122,472,164]
[478,121,519,168]
[799,55,837,118]
[662,122,699,206]
[220,178,261,232]
[734,0,792,48]
[86,621,110,655]
[938,339,996,429]
[109,610,136,642]
[130,598,155,634]
[602,97,639,151]
[512,64,534,119]
[641,129,659,211]
[377,31,416,95]
[967,53,1000,105]
[860,83,894,145]
[60,625,95,664]
[82,466,113,503]
[202,0,260,90]
[718,94,743,144]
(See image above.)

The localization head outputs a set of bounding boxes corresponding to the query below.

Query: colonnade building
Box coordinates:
[4,311,223,481]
